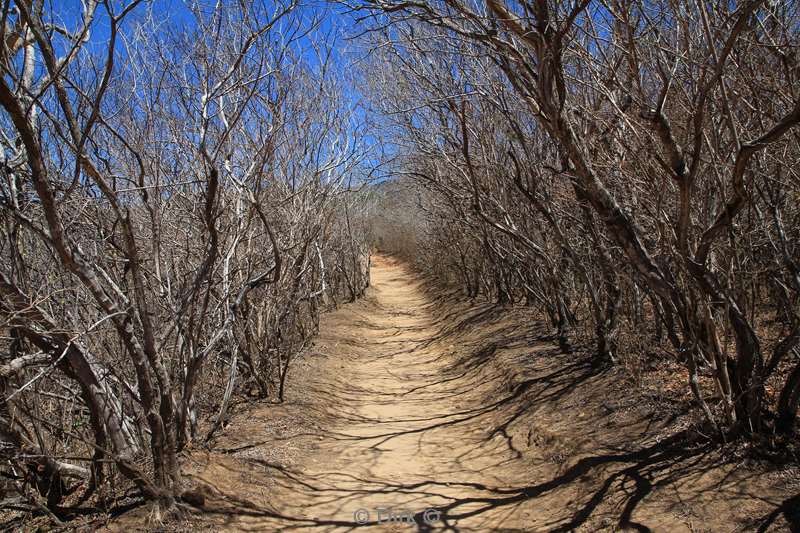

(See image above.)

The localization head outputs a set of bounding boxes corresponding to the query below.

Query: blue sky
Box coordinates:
[35,1,390,184]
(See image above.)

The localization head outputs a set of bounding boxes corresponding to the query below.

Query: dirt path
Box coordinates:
[174,255,793,532]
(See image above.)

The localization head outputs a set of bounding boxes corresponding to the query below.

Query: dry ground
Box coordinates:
[108,255,798,532]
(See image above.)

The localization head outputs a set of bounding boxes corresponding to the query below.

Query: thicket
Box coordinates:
[359,0,800,445]
[0,1,370,519]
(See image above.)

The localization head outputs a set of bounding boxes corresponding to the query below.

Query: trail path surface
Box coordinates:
[179,255,790,532]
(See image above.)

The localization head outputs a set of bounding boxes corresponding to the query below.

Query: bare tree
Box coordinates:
[358,0,800,437]
[0,0,372,518]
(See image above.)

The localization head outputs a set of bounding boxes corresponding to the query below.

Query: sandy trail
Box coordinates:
[189,255,557,531]
[177,255,791,532]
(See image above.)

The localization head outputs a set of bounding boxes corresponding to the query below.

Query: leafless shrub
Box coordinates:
[357,0,800,441]
[0,0,371,518]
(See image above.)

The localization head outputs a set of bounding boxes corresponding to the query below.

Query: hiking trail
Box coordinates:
[130,255,787,532]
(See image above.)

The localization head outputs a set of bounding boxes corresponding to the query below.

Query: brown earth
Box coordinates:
[109,255,798,532]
